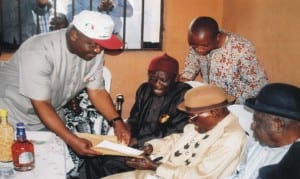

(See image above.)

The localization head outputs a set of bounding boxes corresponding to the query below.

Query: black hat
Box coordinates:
[245,83,300,120]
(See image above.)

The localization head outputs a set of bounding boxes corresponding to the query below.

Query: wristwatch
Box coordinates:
[108,116,123,126]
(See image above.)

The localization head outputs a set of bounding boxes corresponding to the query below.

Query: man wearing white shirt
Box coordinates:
[230,83,300,179]
[0,11,129,159]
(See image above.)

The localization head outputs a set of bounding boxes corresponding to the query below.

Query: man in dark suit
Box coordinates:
[85,53,192,179]
[233,83,300,179]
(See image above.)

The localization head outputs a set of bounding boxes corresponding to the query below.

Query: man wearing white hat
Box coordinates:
[0,10,130,156]
[102,85,247,179]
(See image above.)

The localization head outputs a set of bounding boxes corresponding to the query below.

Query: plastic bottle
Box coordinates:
[0,109,14,162]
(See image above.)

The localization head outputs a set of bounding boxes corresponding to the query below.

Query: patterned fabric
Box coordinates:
[63,88,109,178]
[181,32,268,104]
[63,89,109,135]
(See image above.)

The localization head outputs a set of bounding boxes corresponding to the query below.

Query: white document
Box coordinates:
[95,140,144,156]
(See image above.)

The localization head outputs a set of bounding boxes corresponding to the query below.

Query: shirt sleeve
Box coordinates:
[18,51,53,100]
[181,47,202,80]
[234,43,268,103]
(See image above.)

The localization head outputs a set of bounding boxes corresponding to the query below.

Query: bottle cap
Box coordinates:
[0,109,8,117]
[16,123,26,138]
[16,122,25,127]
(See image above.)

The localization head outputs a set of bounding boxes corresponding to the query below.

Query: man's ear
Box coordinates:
[271,118,284,133]
[69,29,78,42]
[216,33,222,42]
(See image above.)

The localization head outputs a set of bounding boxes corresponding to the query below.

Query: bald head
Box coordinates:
[187,17,221,55]
[189,16,220,39]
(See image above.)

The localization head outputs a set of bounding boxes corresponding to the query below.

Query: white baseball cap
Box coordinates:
[71,10,123,50]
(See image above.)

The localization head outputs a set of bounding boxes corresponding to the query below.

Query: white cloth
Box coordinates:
[228,141,290,179]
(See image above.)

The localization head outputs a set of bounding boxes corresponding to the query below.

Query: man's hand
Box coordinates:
[49,13,68,31]
[142,144,153,155]
[125,156,159,171]
[68,136,101,156]
[113,120,131,145]
[128,137,138,147]
[178,73,190,82]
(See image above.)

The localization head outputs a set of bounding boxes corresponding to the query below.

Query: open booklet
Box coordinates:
[76,133,144,158]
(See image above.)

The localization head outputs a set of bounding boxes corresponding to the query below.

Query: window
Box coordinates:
[0,0,163,54]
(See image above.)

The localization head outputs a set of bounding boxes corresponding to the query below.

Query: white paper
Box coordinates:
[95,140,144,156]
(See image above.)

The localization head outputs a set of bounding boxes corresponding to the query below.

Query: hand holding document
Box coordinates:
[96,140,144,157]
[76,133,144,158]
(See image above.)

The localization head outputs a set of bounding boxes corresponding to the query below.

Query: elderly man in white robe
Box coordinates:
[103,85,247,179]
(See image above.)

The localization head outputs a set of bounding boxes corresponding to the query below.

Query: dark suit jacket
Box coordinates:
[258,142,300,179]
[128,82,192,148]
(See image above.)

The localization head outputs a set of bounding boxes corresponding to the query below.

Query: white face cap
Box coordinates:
[71,10,123,49]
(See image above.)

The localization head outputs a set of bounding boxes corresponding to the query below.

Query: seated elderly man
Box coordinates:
[229,83,300,179]
[85,53,192,179]
[103,85,247,179]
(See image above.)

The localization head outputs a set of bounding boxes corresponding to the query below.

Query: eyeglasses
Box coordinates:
[188,114,198,123]
[188,112,211,123]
